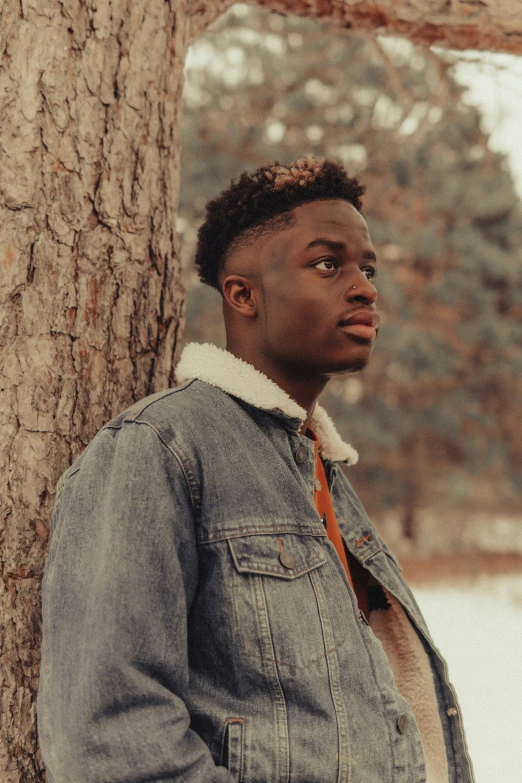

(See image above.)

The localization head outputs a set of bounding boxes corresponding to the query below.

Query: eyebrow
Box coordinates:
[305,238,377,262]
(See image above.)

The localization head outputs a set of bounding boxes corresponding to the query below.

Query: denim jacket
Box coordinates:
[37,342,475,783]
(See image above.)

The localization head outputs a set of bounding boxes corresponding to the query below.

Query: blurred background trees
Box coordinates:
[178,4,522,554]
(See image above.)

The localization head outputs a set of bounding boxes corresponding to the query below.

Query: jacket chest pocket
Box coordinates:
[228,532,332,671]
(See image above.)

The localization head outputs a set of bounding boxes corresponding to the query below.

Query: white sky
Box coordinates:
[446,50,522,200]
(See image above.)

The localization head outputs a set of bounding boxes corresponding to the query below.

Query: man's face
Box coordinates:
[229,199,379,379]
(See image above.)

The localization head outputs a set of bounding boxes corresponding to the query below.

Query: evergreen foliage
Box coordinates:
[179,5,522,545]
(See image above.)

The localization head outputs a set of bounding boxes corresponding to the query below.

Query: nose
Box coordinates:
[345,268,377,305]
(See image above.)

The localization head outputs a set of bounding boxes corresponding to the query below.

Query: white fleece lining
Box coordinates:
[176,342,359,464]
[369,593,449,783]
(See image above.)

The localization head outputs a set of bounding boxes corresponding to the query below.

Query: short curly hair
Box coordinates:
[195,156,365,292]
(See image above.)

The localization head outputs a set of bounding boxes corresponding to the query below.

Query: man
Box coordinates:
[38,156,475,783]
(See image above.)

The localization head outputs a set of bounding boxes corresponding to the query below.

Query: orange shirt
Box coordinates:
[307,428,369,620]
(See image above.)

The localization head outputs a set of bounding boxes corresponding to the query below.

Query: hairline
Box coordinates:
[217,195,362,294]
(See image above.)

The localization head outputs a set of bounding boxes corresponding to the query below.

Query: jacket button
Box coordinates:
[396,714,409,734]
[447,707,458,717]
[279,551,295,569]
[294,446,308,464]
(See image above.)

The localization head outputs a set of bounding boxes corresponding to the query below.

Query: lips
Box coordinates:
[339,310,380,328]
[338,310,380,340]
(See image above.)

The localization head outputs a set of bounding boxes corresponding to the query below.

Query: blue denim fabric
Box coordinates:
[37,379,475,783]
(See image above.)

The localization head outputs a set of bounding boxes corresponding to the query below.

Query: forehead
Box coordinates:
[223,199,373,282]
[294,198,369,232]
[269,199,373,258]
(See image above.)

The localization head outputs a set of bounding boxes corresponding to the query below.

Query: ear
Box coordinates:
[222,274,258,318]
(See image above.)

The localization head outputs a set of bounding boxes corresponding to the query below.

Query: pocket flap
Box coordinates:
[228,533,326,579]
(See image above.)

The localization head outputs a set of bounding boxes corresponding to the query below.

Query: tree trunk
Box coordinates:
[0,0,520,780]
[0,2,187,780]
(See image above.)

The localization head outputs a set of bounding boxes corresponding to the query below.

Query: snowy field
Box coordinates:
[414,576,522,782]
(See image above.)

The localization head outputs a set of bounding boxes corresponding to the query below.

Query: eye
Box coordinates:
[313,257,338,271]
[363,266,378,282]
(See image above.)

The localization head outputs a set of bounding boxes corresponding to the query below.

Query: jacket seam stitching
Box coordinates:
[309,569,350,783]
[231,560,326,577]
[198,526,328,543]
[239,628,349,671]
[129,419,201,516]
[253,575,289,782]
[124,380,196,422]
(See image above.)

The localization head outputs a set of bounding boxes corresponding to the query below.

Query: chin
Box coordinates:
[325,350,372,376]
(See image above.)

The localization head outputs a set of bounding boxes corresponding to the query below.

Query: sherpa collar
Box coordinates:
[176,342,359,465]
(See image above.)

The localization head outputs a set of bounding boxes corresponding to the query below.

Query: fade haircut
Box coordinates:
[195,156,365,292]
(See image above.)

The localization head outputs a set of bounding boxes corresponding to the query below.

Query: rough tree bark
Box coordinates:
[0,2,186,780]
[0,1,520,782]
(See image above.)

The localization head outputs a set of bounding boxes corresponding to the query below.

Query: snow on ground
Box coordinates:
[414,576,522,783]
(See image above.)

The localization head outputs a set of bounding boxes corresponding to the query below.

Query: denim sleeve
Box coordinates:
[37,420,234,783]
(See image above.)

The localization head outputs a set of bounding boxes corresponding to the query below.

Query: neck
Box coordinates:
[225,340,328,431]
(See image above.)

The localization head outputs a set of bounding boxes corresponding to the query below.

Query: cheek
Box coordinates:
[266,294,330,349]
[268,288,323,324]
